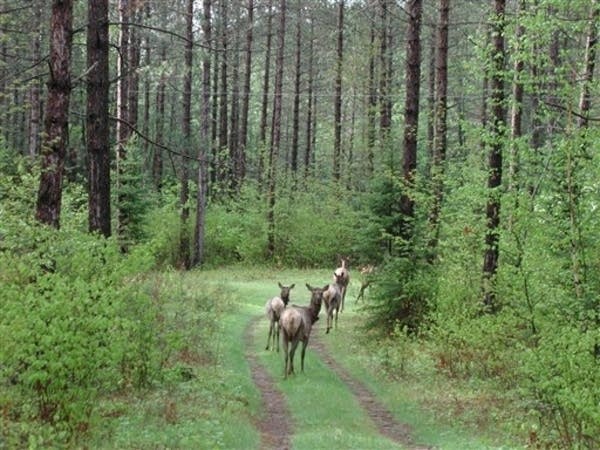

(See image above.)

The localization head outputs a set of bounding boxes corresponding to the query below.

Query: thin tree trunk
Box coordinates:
[218,0,229,168]
[240,0,254,175]
[87,0,111,237]
[266,0,287,259]
[142,3,151,162]
[179,0,194,270]
[194,0,212,267]
[568,0,598,297]
[508,0,525,198]
[36,0,73,228]
[229,12,241,192]
[258,0,274,191]
[399,0,423,247]
[333,0,344,181]
[116,0,131,251]
[211,46,219,185]
[28,2,43,158]
[291,4,302,177]
[153,45,166,192]
[366,16,377,178]
[428,0,449,257]
[482,0,507,311]
[304,15,315,181]
[379,0,392,144]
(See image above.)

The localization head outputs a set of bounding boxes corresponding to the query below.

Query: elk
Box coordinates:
[265,283,295,352]
[334,258,350,311]
[279,284,324,378]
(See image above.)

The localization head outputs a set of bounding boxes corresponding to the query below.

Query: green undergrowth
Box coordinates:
[326,289,528,449]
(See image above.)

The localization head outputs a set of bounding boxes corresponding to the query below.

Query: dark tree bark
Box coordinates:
[218,0,229,165]
[304,15,315,181]
[239,0,254,174]
[229,10,241,192]
[428,0,449,257]
[152,44,166,192]
[290,3,302,176]
[128,2,141,131]
[194,0,212,267]
[379,0,392,144]
[179,0,194,270]
[399,0,423,246]
[482,0,507,311]
[266,0,286,259]
[211,42,219,185]
[258,0,274,190]
[333,0,344,181]
[36,0,73,228]
[366,17,377,178]
[87,0,111,237]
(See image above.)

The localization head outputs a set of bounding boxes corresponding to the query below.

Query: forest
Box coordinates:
[1,0,599,448]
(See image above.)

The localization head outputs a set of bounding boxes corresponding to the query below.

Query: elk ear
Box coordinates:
[323,284,330,291]
[306,283,313,291]
[278,282,283,289]
[289,284,295,290]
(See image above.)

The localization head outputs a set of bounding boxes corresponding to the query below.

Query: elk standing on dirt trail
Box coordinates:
[323,274,343,333]
[279,284,324,378]
[265,283,295,352]
[334,258,350,311]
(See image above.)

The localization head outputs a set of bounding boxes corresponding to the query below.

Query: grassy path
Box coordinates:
[89,267,523,449]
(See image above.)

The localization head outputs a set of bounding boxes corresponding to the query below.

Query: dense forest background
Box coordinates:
[1,0,599,447]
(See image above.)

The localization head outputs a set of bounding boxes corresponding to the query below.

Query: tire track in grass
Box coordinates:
[312,324,433,450]
[244,314,292,450]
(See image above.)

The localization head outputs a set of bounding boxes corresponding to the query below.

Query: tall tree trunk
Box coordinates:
[258,0,274,191]
[218,0,229,176]
[266,0,287,259]
[211,45,220,185]
[179,0,194,270]
[366,17,377,178]
[87,0,111,237]
[28,2,43,158]
[36,0,73,228]
[399,0,423,247]
[229,12,241,192]
[239,0,253,173]
[304,15,315,181]
[568,0,598,297]
[152,45,166,192]
[128,3,140,132]
[116,0,131,251]
[482,0,507,311]
[333,0,344,182]
[290,4,302,177]
[194,0,212,267]
[141,3,151,163]
[379,0,392,145]
[428,0,449,257]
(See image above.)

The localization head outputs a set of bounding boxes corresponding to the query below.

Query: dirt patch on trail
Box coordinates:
[311,325,433,450]
[244,315,292,450]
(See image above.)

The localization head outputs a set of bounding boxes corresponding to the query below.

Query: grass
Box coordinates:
[85,266,526,449]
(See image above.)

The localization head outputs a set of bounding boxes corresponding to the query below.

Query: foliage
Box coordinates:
[0,160,161,446]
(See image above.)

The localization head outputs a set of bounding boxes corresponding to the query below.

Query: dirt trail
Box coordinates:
[244,315,292,450]
[245,314,433,450]
[311,324,433,450]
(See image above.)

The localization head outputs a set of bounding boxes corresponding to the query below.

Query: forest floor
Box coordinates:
[245,313,433,450]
